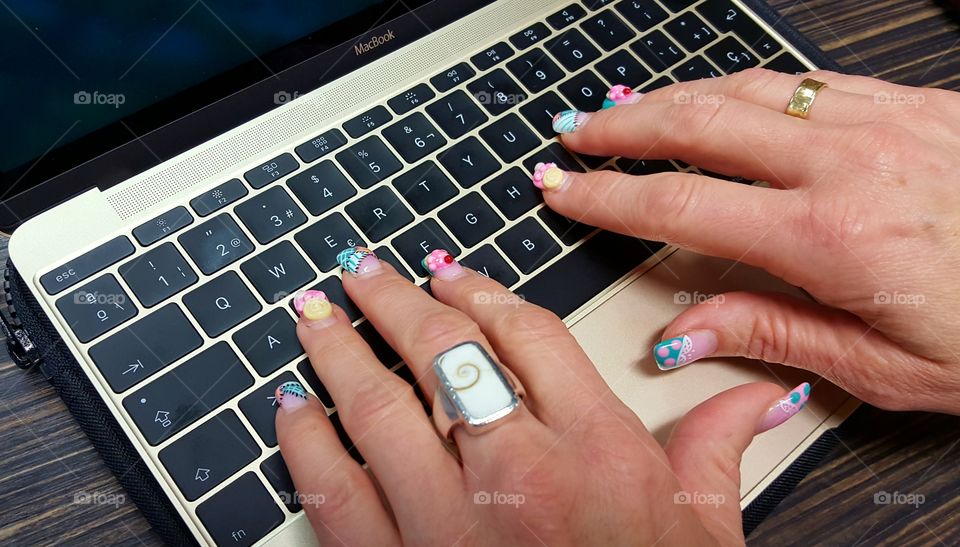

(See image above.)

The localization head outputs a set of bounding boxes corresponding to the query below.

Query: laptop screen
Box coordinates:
[0,0,491,229]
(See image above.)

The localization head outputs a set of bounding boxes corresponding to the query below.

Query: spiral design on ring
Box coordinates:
[450,363,481,391]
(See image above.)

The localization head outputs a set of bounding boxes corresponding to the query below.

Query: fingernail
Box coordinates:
[757,383,811,433]
[337,246,382,278]
[531,162,568,191]
[293,289,336,327]
[653,330,718,370]
[422,249,466,280]
[275,381,309,413]
[552,109,591,134]
[601,84,643,109]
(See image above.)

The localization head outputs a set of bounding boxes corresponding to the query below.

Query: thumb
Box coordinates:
[664,382,811,545]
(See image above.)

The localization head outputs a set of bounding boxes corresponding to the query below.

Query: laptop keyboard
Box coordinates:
[40,0,810,544]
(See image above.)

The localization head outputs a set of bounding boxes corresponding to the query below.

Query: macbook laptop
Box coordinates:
[2,0,856,544]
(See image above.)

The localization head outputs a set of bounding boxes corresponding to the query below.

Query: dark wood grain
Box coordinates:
[0,1,958,545]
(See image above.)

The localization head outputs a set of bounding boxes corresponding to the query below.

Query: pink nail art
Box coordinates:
[757,383,811,433]
[531,162,565,191]
[293,290,327,316]
[422,249,464,280]
[602,85,642,108]
[653,330,718,370]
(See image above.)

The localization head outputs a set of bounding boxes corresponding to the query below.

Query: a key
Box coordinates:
[582,12,636,50]
[617,157,680,175]
[479,114,539,163]
[459,244,520,288]
[182,271,261,337]
[295,275,362,322]
[388,83,436,115]
[470,42,514,71]
[295,128,347,163]
[381,112,447,163]
[544,29,601,71]
[509,22,552,50]
[294,212,366,272]
[244,153,299,189]
[519,91,572,139]
[157,410,260,500]
[494,217,561,274]
[558,70,610,111]
[118,243,197,308]
[631,31,685,71]
[431,62,476,92]
[507,49,565,94]
[706,36,759,73]
[297,359,335,407]
[238,371,297,446]
[336,137,402,189]
[88,304,201,392]
[426,90,489,139]
[595,49,653,87]
[56,275,137,343]
[41,236,134,295]
[664,12,718,53]
[233,308,303,376]
[522,143,586,174]
[178,214,255,275]
[372,246,414,282]
[240,241,315,303]
[546,4,587,29]
[196,472,285,546]
[438,192,505,248]
[390,219,461,275]
[133,206,193,246]
[466,69,528,116]
[615,0,668,32]
[392,161,458,214]
[763,52,807,75]
[343,105,392,138]
[482,167,544,220]
[696,0,782,58]
[538,208,594,245]
[345,186,415,242]
[234,186,307,244]
[286,160,357,216]
[190,179,248,217]
[438,137,501,188]
[260,452,302,512]
[672,55,721,81]
[124,343,254,446]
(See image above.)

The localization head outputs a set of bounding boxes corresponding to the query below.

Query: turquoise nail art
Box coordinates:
[276,381,307,406]
[336,246,375,275]
[552,109,587,134]
[654,336,689,369]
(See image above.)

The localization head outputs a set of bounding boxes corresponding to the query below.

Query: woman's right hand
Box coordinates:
[539,68,960,415]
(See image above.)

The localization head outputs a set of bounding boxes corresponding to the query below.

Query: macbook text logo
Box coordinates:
[355,30,395,56]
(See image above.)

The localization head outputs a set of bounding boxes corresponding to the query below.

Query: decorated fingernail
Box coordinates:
[275,381,309,412]
[293,290,333,322]
[552,109,591,134]
[337,246,381,277]
[653,330,718,370]
[422,249,465,280]
[757,383,811,433]
[601,84,642,109]
[531,162,567,191]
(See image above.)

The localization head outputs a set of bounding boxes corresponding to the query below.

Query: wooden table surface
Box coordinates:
[1,1,959,545]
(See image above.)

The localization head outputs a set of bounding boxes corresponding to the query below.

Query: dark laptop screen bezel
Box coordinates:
[0,0,495,231]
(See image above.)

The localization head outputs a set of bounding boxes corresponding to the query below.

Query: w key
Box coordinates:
[381,112,447,164]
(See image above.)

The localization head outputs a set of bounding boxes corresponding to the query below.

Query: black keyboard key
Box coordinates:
[295,128,347,163]
[479,114,539,163]
[336,136,402,189]
[295,213,366,272]
[509,22,552,50]
[546,4,587,29]
[664,12,718,53]
[56,275,137,343]
[631,31,685,71]
[133,206,193,246]
[431,62,476,92]
[329,412,364,464]
[470,42,514,71]
[519,91,572,139]
[372,246,414,282]
[233,308,303,376]
[764,52,807,75]
[558,70,610,111]
[584,0,616,9]
[466,68,528,116]
[582,12,636,50]
[545,29,601,71]
[507,49,564,94]
[522,143,586,174]
[355,321,401,368]
[158,410,260,500]
[190,179,248,217]
[119,242,198,307]
[343,105,392,138]
[391,219,461,275]
[438,192,505,248]
[381,112,447,163]
[392,161,458,214]
[297,358,335,407]
[596,49,653,87]
[495,217,562,274]
[183,271,261,337]
[240,241,315,303]
[640,75,675,92]
[697,0,782,58]
[197,472,284,545]
[460,244,520,287]
[178,214,255,275]
[438,136,501,188]
[345,186,415,242]
[538,207,594,245]
[661,0,695,11]
[88,304,201,392]
[616,0,668,32]
[388,83,436,115]
[260,452,301,512]
[577,153,613,169]
[244,153,299,189]
[426,90,488,139]
[672,55,721,81]
[234,186,308,244]
[617,157,680,175]
[287,160,357,216]
[41,236,134,295]
[239,370,297,446]
[297,275,361,322]
[125,344,254,446]
[482,167,543,220]
[706,36,760,73]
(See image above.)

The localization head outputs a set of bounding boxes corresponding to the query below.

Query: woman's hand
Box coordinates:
[543,68,960,415]
[274,249,809,546]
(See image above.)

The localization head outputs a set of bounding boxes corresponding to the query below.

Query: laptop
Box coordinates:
[2,0,856,544]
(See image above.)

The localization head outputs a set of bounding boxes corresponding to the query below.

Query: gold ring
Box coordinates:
[785,78,828,119]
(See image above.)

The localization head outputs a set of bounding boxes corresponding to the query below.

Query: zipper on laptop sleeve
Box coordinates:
[2,265,43,371]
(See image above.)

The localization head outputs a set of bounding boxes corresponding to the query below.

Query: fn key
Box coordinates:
[197,472,284,547]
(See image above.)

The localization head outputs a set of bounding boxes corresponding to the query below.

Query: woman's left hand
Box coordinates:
[273,248,808,546]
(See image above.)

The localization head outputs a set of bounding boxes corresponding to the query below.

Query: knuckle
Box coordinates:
[640,175,703,242]
[307,468,365,526]
[345,377,412,432]
[845,122,910,172]
[727,67,782,98]
[499,305,568,343]
[408,310,483,350]
[792,196,872,250]
[669,99,726,143]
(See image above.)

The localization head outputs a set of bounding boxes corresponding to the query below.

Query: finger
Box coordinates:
[274,382,400,546]
[664,382,811,545]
